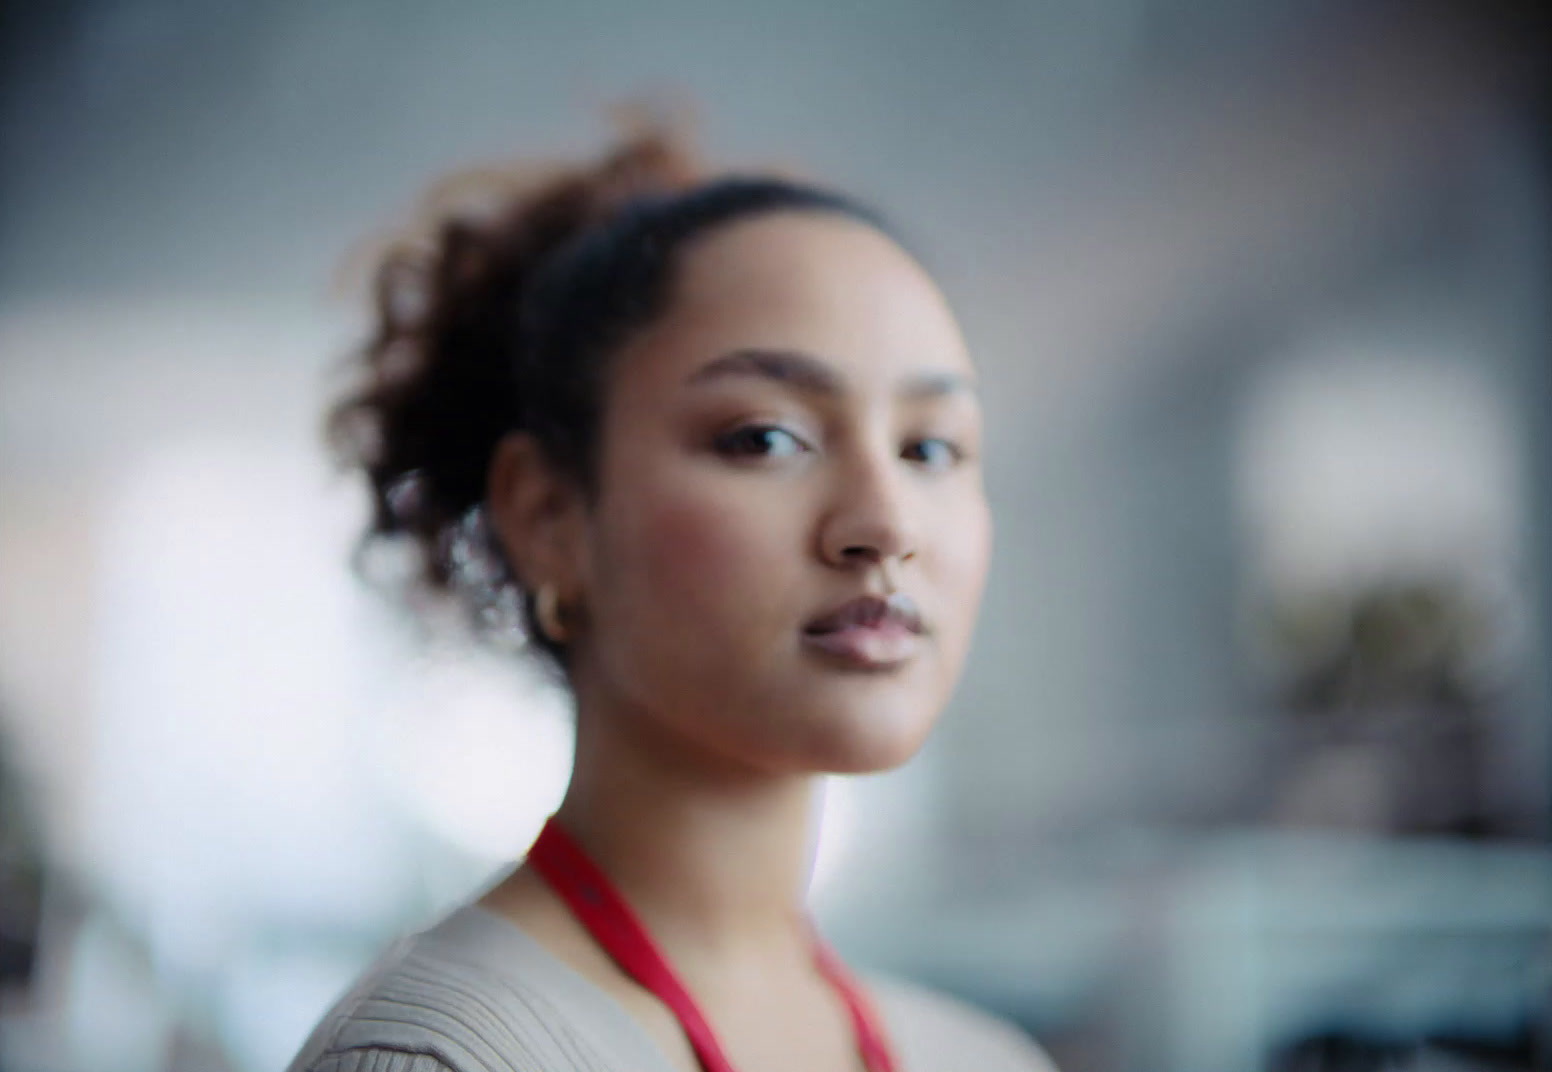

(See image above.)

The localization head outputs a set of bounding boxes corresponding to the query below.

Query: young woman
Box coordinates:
[290,125,1053,1072]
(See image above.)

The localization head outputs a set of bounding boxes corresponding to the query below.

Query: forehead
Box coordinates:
[617,211,971,393]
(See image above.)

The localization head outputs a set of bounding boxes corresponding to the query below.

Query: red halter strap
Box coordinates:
[528,816,897,1072]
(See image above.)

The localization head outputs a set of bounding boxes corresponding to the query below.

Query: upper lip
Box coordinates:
[803,593,925,636]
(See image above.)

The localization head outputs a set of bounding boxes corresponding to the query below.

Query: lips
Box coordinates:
[802,594,926,669]
[805,595,923,636]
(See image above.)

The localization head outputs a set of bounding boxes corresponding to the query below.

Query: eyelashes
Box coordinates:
[713,424,811,459]
[712,422,970,470]
[902,437,965,470]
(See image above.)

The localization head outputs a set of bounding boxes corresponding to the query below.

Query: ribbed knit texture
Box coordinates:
[287,905,1055,1072]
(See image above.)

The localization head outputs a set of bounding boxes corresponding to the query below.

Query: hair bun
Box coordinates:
[327,122,701,604]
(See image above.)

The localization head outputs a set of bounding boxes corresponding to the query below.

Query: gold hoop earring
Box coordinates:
[534,585,569,644]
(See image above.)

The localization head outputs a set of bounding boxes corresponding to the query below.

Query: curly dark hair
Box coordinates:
[326,122,893,670]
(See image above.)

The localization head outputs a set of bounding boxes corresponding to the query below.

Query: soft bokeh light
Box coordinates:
[1237,339,1524,594]
[374,654,573,865]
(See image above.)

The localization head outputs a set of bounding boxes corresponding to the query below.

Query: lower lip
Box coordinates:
[802,621,922,669]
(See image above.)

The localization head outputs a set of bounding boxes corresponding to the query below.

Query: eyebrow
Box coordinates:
[687,348,977,401]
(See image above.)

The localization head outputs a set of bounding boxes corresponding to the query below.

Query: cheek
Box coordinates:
[934,497,993,641]
[597,474,797,641]
[644,497,754,600]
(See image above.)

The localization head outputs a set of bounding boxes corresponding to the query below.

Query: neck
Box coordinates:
[551,692,820,964]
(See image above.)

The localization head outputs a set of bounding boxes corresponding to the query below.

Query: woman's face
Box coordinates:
[572,211,991,776]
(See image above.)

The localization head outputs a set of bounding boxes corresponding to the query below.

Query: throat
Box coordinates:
[521,815,884,1072]
[548,693,826,960]
[547,781,819,962]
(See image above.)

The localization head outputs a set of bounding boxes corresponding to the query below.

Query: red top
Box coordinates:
[528,816,898,1072]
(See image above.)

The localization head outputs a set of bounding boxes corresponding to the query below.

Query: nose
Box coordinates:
[818,452,919,574]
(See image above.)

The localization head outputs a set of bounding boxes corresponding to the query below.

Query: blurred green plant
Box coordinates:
[1246,571,1523,712]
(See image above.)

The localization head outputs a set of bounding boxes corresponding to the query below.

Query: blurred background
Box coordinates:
[1,1,1549,1069]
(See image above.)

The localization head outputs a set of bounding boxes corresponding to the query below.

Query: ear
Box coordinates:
[486,432,588,597]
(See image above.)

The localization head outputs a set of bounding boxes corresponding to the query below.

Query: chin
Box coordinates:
[793,695,941,775]
[819,742,926,776]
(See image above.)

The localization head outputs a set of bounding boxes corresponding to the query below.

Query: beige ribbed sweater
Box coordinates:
[287,905,1055,1072]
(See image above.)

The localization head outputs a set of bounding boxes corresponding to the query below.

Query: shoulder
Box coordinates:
[285,907,630,1072]
[867,975,1059,1072]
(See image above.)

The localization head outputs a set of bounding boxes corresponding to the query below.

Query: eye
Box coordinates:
[902,437,963,470]
[714,424,811,460]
